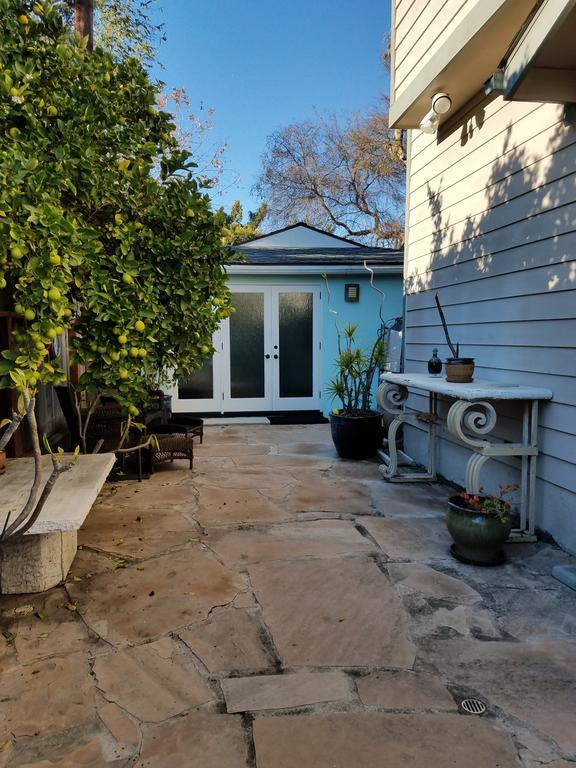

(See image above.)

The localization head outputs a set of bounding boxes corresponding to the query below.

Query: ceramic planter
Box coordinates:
[447,494,511,565]
[330,412,383,460]
[445,357,475,383]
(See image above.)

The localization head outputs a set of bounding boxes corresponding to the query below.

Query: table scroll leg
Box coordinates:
[447,399,497,495]
[380,415,404,479]
[465,453,491,494]
[376,382,437,482]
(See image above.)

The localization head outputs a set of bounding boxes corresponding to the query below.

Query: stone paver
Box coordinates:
[178,608,273,672]
[98,703,140,746]
[79,504,199,559]
[67,547,242,645]
[424,638,576,754]
[249,558,416,667]
[222,671,351,712]
[361,517,452,560]
[0,653,95,738]
[97,481,197,510]
[388,563,483,604]
[356,670,456,710]
[0,588,99,671]
[286,472,373,515]
[134,712,247,768]
[93,637,214,722]
[17,740,107,768]
[206,519,375,564]
[253,713,521,767]
[1,423,575,768]
[193,486,290,526]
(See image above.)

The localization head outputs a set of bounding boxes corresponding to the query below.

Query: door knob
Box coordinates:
[265,354,270,359]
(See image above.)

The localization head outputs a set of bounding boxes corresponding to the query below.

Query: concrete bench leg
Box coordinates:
[0,531,77,594]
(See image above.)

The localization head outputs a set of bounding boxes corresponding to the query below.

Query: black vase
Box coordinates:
[428,348,442,377]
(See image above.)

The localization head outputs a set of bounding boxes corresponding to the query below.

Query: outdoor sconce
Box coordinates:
[419,92,452,134]
[345,283,360,302]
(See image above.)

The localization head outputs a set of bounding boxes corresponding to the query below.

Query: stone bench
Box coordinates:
[0,454,115,594]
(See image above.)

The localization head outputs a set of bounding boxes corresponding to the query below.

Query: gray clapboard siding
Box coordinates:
[410,102,561,196]
[408,237,576,291]
[407,319,576,348]
[406,345,576,377]
[407,291,576,325]
[410,154,576,242]
[395,0,468,88]
[407,198,576,264]
[393,0,474,99]
[410,132,576,230]
[406,262,576,307]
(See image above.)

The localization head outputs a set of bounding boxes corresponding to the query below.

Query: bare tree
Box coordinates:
[254,110,405,248]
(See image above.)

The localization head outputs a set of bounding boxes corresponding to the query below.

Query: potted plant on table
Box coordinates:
[435,293,475,383]
[328,323,386,460]
[447,484,519,565]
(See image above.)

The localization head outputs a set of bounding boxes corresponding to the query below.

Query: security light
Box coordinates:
[431,93,452,114]
[419,92,452,134]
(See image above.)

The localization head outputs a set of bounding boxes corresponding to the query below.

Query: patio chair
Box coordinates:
[147,415,204,443]
[150,434,194,470]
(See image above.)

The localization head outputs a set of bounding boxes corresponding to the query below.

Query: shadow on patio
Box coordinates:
[1,424,576,767]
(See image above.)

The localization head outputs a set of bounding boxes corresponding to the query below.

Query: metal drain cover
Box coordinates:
[460,698,487,715]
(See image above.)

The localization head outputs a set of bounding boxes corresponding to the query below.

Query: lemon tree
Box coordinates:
[0,0,232,535]
[0,0,232,416]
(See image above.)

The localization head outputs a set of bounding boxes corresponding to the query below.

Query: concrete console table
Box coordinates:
[0,453,115,593]
[376,373,553,540]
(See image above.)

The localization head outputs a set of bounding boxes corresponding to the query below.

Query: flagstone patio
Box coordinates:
[1,423,576,767]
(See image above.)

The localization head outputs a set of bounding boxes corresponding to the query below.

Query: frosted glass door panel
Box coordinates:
[278,292,313,398]
[229,292,265,399]
[178,358,213,400]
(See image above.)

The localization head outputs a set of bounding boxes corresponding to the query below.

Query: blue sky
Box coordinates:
[150,1,391,218]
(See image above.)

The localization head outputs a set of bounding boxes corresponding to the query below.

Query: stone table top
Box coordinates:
[380,372,553,401]
[0,453,115,535]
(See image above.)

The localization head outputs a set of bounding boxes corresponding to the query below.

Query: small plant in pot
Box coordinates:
[435,293,475,383]
[447,484,519,565]
[328,323,386,460]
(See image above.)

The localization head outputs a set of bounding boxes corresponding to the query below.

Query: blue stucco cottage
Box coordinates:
[170,223,403,418]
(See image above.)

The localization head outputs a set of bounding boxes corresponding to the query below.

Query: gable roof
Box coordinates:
[238,222,363,249]
[230,222,403,272]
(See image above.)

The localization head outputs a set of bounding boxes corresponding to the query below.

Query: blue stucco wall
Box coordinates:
[228,272,404,415]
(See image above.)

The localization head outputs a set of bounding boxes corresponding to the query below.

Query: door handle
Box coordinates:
[265,354,270,359]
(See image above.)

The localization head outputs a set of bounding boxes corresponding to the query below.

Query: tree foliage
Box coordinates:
[221,200,268,245]
[0,0,233,415]
[254,112,405,247]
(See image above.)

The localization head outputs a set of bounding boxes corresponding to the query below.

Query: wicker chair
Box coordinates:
[147,416,204,443]
[151,434,194,469]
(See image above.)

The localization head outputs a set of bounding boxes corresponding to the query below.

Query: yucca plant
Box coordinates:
[328,324,387,415]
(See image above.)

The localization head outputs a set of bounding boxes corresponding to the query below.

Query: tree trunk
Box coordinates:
[74,0,94,51]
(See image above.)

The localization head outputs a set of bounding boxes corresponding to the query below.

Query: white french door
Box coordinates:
[171,284,321,413]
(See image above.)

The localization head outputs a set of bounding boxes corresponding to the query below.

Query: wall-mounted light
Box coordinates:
[344,283,360,302]
[419,92,452,134]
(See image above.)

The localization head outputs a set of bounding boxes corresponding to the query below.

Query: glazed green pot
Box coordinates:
[447,495,511,565]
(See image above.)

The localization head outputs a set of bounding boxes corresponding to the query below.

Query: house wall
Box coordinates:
[392,0,477,102]
[228,273,404,415]
[402,93,576,553]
